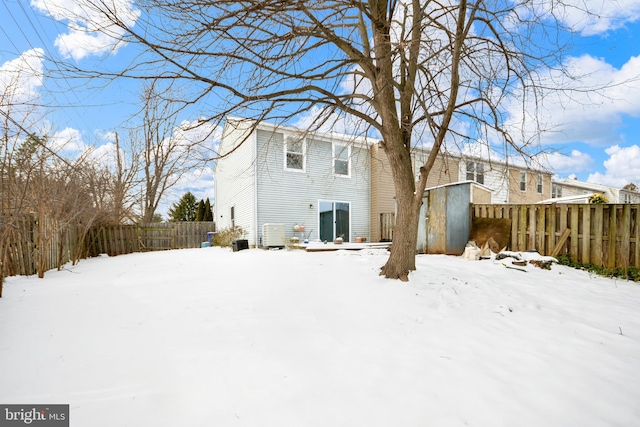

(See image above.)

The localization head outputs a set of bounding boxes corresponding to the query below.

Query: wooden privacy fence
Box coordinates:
[0,214,83,278]
[87,225,139,257]
[1,218,216,280]
[473,204,640,269]
[90,222,216,256]
[380,213,395,242]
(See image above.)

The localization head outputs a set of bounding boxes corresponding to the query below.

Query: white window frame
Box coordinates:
[552,184,563,198]
[284,136,306,172]
[520,171,526,192]
[333,143,351,177]
[466,161,484,185]
[537,174,543,194]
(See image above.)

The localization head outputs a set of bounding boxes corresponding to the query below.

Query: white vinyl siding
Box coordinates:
[256,130,369,243]
[214,122,257,244]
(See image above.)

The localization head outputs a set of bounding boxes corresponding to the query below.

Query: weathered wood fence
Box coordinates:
[473,204,640,268]
[1,218,216,280]
[83,222,216,256]
[380,213,395,242]
[0,214,86,279]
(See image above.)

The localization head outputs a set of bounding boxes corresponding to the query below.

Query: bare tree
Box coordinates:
[84,132,141,224]
[132,81,211,223]
[66,0,589,279]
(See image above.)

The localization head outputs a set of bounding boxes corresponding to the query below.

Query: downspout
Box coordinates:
[253,129,259,248]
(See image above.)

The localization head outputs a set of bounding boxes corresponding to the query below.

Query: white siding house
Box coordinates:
[550,178,640,204]
[214,118,373,247]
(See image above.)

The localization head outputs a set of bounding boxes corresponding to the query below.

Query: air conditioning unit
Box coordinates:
[262,223,285,248]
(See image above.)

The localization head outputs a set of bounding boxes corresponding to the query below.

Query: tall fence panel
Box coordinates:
[2,218,217,282]
[1,214,82,279]
[379,213,395,242]
[87,225,138,257]
[137,222,215,251]
[472,204,640,268]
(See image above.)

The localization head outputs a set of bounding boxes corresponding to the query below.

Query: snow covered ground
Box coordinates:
[1,247,639,426]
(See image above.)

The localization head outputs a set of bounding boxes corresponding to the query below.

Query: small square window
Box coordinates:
[466,161,484,184]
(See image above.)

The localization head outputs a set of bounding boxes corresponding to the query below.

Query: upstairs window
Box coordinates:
[334,144,350,176]
[520,171,526,191]
[285,137,305,171]
[537,175,543,194]
[466,161,484,185]
[552,184,562,198]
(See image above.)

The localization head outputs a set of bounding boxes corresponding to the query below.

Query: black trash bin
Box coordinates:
[232,239,249,252]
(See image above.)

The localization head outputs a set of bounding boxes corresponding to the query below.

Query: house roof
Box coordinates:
[553,178,613,192]
[424,180,494,194]
[538,193,597,204]
[224,116,381,148]
[403,143,553,176]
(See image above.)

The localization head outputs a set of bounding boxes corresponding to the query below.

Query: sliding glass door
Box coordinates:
[319,201,350,242]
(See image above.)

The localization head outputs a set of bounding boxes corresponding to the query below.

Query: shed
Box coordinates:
[417,181,493,255]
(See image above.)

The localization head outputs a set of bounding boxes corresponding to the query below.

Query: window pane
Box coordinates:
[336,145,349,161]
[286,153,303,169]
[288,139,303,153]
[476,163,484,184]
[335,159,349,175]
[466,161,474,181]
[520,172,526,191]
[537,175,543,193]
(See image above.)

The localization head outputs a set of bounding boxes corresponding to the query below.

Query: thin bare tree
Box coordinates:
[132,81,211,223]
[63,0,593,279]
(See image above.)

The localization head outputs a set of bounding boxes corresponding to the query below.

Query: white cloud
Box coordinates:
[31,0,140,61]
[50,127,87,152]
[542,149,594,173]
[542,0,640,36]
[587,144,640,186]
[0,48,45,108]
[505,54,640,147]
[173,119,222,156]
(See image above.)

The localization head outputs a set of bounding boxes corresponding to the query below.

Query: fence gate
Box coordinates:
[138,224,176,251]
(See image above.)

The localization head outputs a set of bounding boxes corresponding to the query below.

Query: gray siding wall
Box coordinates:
[214,124,257,245]
[255,129,370,243]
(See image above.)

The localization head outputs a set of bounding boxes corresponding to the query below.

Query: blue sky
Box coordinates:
[1,0,640,201]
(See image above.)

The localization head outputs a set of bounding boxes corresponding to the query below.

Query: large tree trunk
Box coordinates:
[381,193,421,281]
[380,137,422,281]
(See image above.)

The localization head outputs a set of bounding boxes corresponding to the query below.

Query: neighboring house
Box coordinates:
[369,143,459,243]
[620,188,640,204]
[369,144,553,242]
[214,118,374,247]
[552,178,617,203]
[550,178,640,204]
